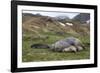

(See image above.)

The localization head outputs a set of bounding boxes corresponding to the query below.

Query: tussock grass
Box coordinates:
[22,32,90,62]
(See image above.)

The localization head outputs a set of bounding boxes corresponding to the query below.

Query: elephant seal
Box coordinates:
[63,46,77,53]
[50,37,85,52]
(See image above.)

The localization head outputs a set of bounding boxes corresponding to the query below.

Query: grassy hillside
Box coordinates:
[22,13,90,62]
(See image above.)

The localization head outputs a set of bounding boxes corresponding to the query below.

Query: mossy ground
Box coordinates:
[22,32,90,62]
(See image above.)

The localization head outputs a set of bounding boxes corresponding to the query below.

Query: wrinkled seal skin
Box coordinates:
[65,37,85,51]
[50,40,71,52]
[51,37,85,52]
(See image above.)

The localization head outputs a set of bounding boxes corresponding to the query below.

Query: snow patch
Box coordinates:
[66,23,73,26]
[59,22,66,26]
[33,25,40,29]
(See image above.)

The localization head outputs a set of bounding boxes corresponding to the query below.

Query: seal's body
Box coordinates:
[51,37,84,52]
[50,40,71,52]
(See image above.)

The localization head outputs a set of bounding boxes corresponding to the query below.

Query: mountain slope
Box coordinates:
[72,13,90,23]
[22,13,90,38]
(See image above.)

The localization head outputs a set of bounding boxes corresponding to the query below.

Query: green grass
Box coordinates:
[22,31,90,62]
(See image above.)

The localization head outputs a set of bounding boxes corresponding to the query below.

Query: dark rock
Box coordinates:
[31,44,49,49]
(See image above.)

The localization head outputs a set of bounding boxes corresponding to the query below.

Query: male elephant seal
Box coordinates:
[50,37,85,52]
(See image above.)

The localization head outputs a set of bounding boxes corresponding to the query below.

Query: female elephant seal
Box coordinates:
[63,46,77,53]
